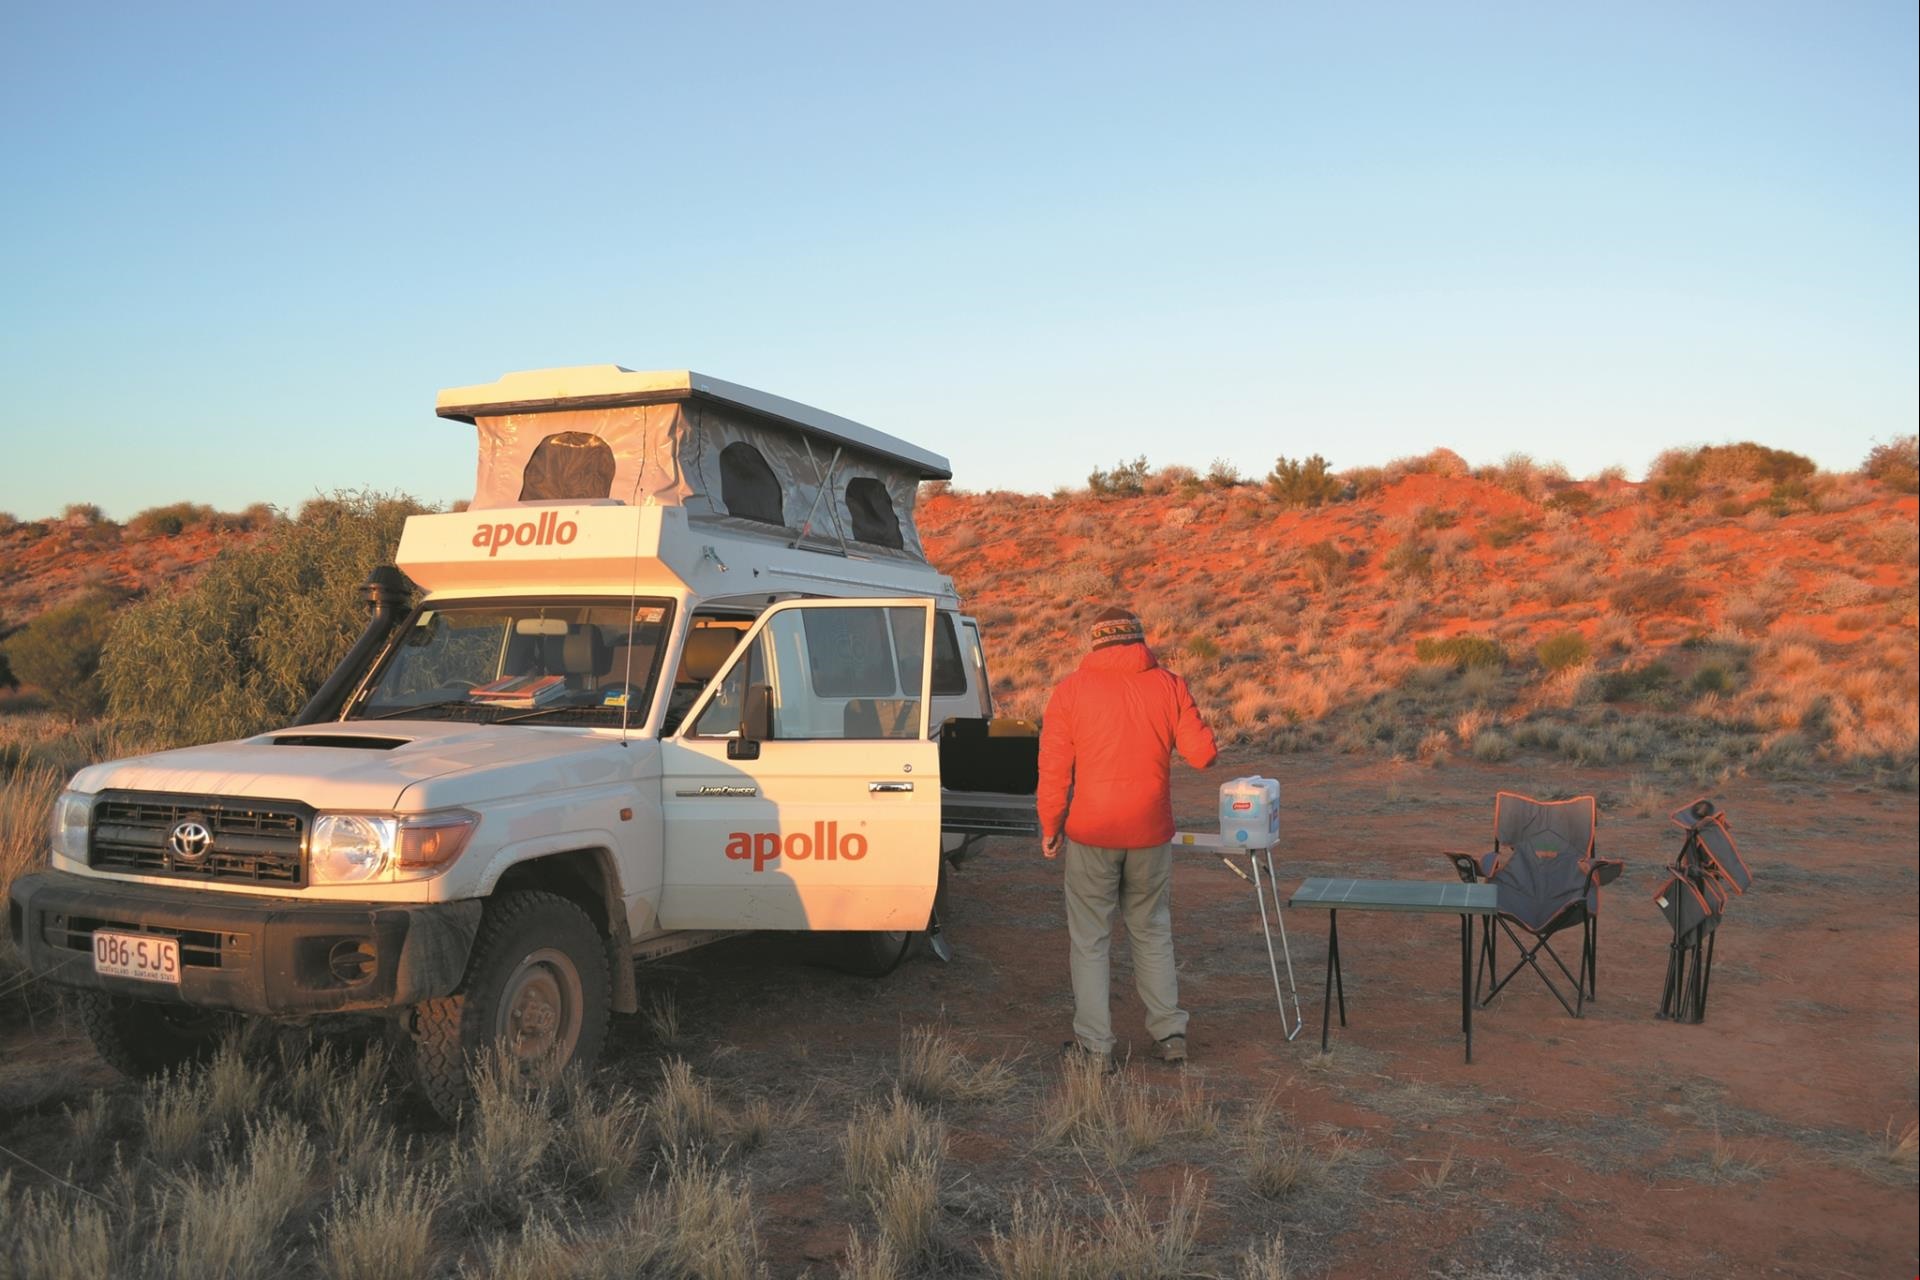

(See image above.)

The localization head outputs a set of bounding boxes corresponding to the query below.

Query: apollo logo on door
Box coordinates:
[726,823,869,872]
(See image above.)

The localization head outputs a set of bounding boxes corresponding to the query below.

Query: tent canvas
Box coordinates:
[436,368,950,562]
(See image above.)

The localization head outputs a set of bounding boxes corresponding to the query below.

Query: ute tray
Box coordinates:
[940,789,1040,838]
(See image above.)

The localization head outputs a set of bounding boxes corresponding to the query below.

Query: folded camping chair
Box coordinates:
[1446,792,1623,1018]
[1655,800,1751,1024]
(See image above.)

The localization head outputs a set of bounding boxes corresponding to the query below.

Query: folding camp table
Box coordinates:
[1288,878,1500,1064]
[1174,830,1304,1040]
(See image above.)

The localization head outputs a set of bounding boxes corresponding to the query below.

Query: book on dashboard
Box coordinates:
[468,674,569,707]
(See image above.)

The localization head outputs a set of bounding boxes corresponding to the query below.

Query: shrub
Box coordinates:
[100,492,426,746]
[0,511,18,534]
[1,594,119,714]
[1414,634,1505,670]
[1692,665,1735,695]
[1598,662,1674,702]
[1205,458,1244,489]
[1266,454,1343,508]
[1862,435,1919,494]
[1384,538,1433,579]
[1536,630,1591,673]
[1184,635,1222,662]
[0,650,14,692]
[1647,443,1816,502]
[61,502,107,524]
[1609,570,1690,617]
[1089,456,1150,498]
[132,501,222,539]
[1482,513,1536,548]
[1301,540,1346,590]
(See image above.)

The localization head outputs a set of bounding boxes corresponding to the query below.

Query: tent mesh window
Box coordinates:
[518,432,616,502]
[720,442,784,526]
[847,477,904,548]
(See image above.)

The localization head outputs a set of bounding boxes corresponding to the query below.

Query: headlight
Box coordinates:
[310,810,479,884]
[49,790,94,861]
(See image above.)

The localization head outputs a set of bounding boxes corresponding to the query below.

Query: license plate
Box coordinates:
[92,930,181,985]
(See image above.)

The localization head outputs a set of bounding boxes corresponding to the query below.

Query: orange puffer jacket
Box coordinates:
[1036,642,1219,849]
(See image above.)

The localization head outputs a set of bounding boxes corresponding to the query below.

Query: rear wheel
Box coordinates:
[403,890,610,1121]
[830,860,951,977]
[74,991,235,1078]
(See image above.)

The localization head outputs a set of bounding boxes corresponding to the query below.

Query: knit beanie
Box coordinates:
[1089,605,1145,649]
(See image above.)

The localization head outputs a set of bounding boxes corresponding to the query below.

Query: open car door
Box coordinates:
[658,598,940,932]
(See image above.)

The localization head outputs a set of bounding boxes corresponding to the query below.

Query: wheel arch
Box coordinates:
[490,847,637,1014]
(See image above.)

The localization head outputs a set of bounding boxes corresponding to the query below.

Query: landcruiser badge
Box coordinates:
[168,820,213,863]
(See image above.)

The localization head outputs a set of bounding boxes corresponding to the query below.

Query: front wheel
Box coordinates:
[829,860,951,977]
[74,991,236,1078]
[403,890,610,1121]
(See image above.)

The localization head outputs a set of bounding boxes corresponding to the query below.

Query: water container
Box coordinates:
[1219,776,1281,847]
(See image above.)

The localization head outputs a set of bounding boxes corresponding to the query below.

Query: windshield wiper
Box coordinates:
[493,704,609,725]
[362,700,493,721]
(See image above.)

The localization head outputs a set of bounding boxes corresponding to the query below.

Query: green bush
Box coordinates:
[2,594,120,714]
[1384,538,1433,579]
[1205,458,1243,490]
[61,502,107,525]
[1414,634,1505,670]
[1535,630,1591,673]
[1266,454,1344,508]
[1862,435,1919,494]
[1088,456,1150,498]
[101,492,427,746]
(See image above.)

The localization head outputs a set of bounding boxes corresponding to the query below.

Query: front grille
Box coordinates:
[90,791,310,887]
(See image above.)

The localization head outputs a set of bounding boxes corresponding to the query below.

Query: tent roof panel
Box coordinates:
[435,366,952,480]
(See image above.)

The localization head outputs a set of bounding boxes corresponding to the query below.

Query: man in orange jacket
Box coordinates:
[1038,605,1219,1066]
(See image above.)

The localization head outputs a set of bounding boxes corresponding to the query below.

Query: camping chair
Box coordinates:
[1445,792,1622,1018]
[1655,800,1751,1024]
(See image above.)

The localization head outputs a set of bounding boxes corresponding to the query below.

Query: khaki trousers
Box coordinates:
[1063,841,1189,1054]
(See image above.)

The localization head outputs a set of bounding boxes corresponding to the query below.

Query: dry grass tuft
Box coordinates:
[842,1088,946,1198]
[1238,1233,1293,1280]
[1875,1119,1919,1183]
[0,1173,117,1280]
[898,1024,1018,1105]
[652,1057,732,1151]
[867,1150,943,1261]
[161,1111,317,1280]
[985,1173,1206,1280]
[1414,1148,1457,1193]
[464,1214,573,1280]
[837,1229,904,1280]
[643,989,682,1045]
[456,1052,557,1220]
[558,1073,645,1201]
[1037,1055,1189,1164]
[595,1152,763,1280]
[318,1149,447,1280]
[1242,1091,1350,1199]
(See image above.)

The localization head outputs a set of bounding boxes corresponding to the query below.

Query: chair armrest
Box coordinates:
[1592,859,1624,887]
[1445,853,1483,884]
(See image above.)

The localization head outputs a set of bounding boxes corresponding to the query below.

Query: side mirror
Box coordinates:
[727,684,774,761]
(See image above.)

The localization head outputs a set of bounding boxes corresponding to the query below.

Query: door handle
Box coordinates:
[869,781,914,793]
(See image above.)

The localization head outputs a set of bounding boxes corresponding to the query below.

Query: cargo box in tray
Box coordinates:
[939,717,1041,837]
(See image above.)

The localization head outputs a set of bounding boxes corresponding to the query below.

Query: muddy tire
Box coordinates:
[74,991,235,1078]
[402,890,610,1121]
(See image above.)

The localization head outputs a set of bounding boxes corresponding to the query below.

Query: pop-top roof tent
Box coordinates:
[436,367,951,562]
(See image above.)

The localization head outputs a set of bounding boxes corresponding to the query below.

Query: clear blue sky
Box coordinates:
[2,1,1914,518]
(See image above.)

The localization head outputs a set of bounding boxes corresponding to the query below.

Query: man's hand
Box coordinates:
[1043,832,1064,859]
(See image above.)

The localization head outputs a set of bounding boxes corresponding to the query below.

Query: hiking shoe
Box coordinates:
[1061,1041,1118,1074]
[1155,1034,1188,1064]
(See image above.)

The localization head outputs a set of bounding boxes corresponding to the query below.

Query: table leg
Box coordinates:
[1333,913,1347,1027]
[1461,913,1473,1065]
[1320,911,1339,1052]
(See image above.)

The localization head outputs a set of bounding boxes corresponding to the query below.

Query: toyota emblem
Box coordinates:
[168,820,213,863]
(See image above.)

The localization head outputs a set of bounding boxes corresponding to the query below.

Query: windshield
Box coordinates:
[348,598,674,728]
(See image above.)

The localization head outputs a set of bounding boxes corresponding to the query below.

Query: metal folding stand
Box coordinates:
[1174,832,1303,1040]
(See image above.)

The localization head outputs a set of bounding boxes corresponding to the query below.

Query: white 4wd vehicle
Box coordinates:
[9,368,1038,1116]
